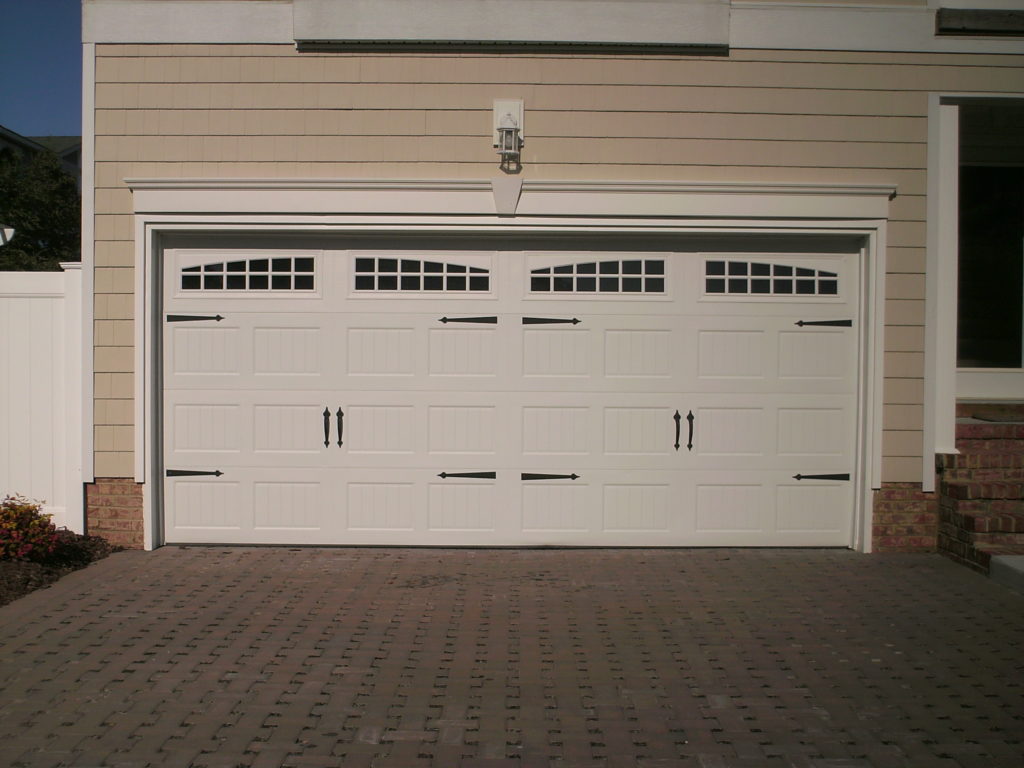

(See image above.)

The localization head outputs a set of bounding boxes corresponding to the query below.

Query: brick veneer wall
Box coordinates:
[82,477,940,552]
[872,482,938,552]
[86,477,144,549]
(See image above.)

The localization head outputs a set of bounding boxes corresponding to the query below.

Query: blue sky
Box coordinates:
[0,0,82,137]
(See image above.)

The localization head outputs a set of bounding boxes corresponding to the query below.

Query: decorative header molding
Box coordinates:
[126,177,896,221]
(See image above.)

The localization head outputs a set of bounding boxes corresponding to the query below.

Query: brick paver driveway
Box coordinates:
[1,547,1022,768]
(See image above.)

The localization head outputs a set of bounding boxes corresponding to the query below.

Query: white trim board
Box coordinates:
[81,43,96,485]
[83,0,1024,54]
[127,178,889,551]
[127,179,896,220]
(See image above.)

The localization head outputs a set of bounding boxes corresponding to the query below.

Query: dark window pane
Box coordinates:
[600,261,618,274]
[355,258,375,273]
[424,261,443,273]
[295,257,314,272]
[706,278,725,293]
[577,277,596,292]
[226,275,246,290]
[796,280,815,294]
[204,275,223,289]
[577,262,596,274]
[378,275,398,290]
[204,262,224,272]
[249,274,269,290]
[402,259,420,273]
[181,275,201,290]
[751,279,771,294]
[774,279,792,294]
[424,276,444,290]
[401,276,420,290]
[600,277,619,292]
[250,259,269,273]
[554,277,574,291]
[294,275,314,290]
[272,275,291,290]
[447,263,467,273]
[470,267,487,274]
[819,280,838,295]
[706,260,725,276]
[469,276,489,291]
[773,265,792,276]
[531,277,550,292]
[958,158,1024,367]
[182,265,201,273]
[355,275,374,290]
[819,270,837,277]
[272,258,291,273]
[622,260,642,274]
[728,278,748,293]
[751,262,770,276]
[554,264,573,274]
[227,260,246,272]
[447,276,466,291]
[622,277,642,292]
[645,260,664,275]
[644,277,664,293]
[728,261,748,276]
[378,259,398,273]
[796,267,815,276]
[532,266,552,275]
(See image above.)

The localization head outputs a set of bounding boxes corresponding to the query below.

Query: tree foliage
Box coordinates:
[0,149,80,271]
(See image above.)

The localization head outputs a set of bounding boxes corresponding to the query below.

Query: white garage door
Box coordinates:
[162,244,859,546]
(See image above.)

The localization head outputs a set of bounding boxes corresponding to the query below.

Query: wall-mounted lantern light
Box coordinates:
[493,99,524,173]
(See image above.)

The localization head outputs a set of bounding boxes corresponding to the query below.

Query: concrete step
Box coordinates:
[938,535,1024,575]
[990,555,1024,596]
[940,480,1024,501]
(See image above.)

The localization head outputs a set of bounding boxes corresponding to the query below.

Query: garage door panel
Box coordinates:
[688,470,853,546]
[683,393,854,472]
[164,246,861,548]
[165,313,339,390]
[165,468,339,545]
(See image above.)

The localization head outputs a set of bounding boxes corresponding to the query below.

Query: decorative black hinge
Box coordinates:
[167,314,224,323]
[439,316,498,324]
[166,469,223,477]
[792,473,851,481]
[521,473,579,481]
[522,317,581,325]
[794,319,853,327]
[438,471,497,479]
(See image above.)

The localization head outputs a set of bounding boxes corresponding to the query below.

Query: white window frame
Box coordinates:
[924,93,1024,491]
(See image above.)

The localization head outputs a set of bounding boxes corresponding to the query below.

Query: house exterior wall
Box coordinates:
[87,40,1024,549]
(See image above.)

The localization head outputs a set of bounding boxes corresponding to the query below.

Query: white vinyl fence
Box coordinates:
[0,264,84,532]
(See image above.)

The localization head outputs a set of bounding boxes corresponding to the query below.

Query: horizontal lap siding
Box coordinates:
[92,44,1024,481]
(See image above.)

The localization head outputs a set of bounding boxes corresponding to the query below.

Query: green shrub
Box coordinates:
[0,495,58,562]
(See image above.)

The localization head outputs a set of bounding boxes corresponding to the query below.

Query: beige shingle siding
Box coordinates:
[91,43,1024,481]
